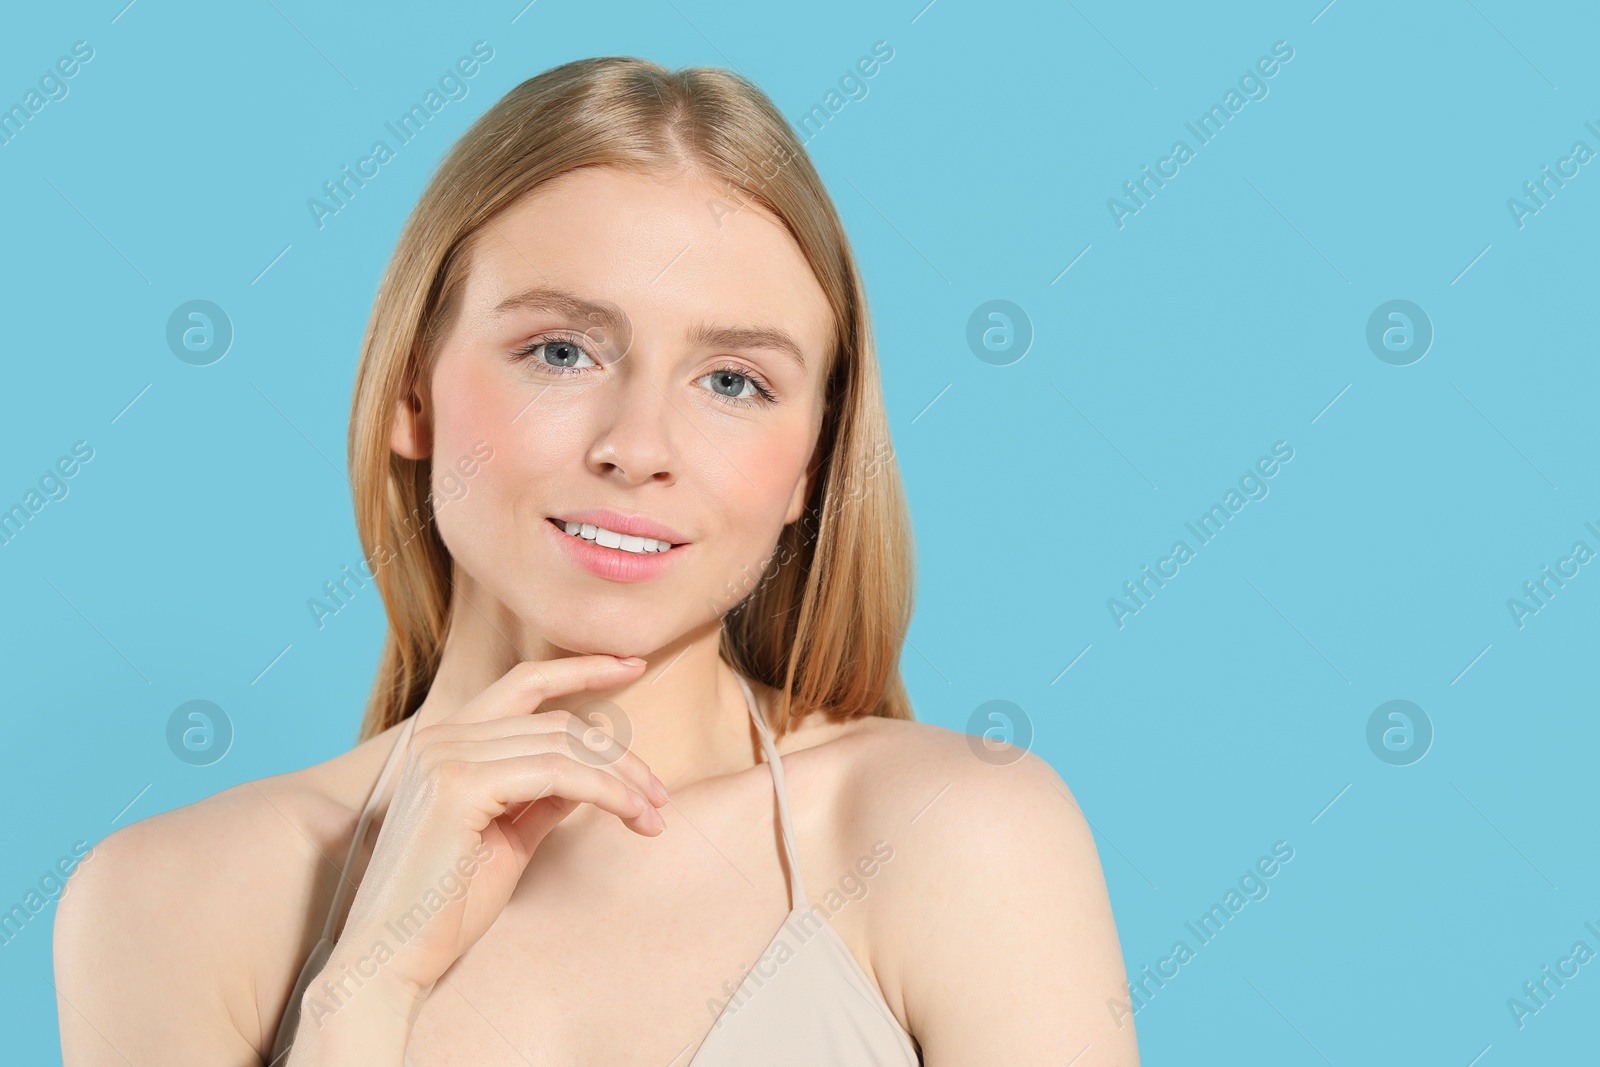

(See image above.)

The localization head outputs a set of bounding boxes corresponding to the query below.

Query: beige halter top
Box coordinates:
[269,672,922,1065]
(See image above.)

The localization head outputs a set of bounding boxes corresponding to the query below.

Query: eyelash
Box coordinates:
[511,332,778,408]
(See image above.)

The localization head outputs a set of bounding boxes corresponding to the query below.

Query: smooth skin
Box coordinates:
[53,165,1140,1065]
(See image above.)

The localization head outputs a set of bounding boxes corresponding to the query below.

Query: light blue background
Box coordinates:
[3,1,1596,1063]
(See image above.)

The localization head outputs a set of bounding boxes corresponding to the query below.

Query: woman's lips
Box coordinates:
[547,508,689,545]
[545,517,689,583]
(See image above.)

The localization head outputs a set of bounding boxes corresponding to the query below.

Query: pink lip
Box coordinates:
[548,508,689,545]
[545,516,690,583]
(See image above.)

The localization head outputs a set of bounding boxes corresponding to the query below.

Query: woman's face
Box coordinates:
[393,165,834,657]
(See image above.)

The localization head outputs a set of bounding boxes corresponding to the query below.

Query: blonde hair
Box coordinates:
[347,56,915,743]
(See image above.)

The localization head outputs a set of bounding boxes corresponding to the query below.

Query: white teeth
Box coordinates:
[561,520,673,554]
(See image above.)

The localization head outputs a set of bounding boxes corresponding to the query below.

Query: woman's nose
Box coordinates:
[583,369,677,485]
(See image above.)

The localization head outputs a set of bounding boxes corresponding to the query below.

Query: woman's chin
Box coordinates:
[540,632,651,662]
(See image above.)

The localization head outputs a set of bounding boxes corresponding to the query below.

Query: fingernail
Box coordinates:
[615,656,646,667]
[650,773,669,801]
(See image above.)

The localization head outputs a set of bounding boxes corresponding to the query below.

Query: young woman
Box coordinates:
[53,57,1139,1066]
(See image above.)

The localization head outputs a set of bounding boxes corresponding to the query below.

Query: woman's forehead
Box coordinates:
[459,168,834,362]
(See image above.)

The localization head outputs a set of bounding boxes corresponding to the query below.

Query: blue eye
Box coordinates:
[521,337,594,371]
[703,369,767,403]
[511,334,777,407]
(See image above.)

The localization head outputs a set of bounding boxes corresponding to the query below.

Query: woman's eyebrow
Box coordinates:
[492,285,626,332]
[493,284,807,373]
[685,322,807,373]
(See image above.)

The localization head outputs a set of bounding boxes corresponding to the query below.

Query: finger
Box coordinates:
[418,726,666,807]
[500,794,579,857]
[447,656,646,726]
[452,753,664,835]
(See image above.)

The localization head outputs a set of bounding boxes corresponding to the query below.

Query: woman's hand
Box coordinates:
[325,654,666,1008]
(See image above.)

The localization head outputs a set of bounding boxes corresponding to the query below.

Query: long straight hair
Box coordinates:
[347,56,915,743]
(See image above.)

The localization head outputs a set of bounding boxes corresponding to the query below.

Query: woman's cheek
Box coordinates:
[426,443,506,563]
[710,441,811,600]
[433,465,468,507]
[740,424,813,519]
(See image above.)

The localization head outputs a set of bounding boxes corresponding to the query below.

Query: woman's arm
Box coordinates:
[55,654,670,1066]
[53,809,268,1066]
[883,746,1141,1065]
[280,943,425,1065]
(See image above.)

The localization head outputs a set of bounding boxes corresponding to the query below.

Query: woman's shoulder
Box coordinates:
[786,709,1084,835]
[781,707,1096,909]
[64,720,406,904]
[53,722,409,1059]
[780,709,1108,1043]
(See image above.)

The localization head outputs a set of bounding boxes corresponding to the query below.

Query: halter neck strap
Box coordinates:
[321,713,418,942]
[733,672,807,909]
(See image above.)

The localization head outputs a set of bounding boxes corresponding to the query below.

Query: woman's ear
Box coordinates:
[784,478,807,526]
[390,381,433,460]
[785,444,824,525]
